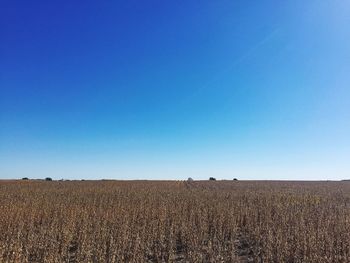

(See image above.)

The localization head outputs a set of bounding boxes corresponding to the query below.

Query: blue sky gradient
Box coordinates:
[1,0,350,180]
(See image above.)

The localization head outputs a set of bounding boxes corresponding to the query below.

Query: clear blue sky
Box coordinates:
[1,0,349,180]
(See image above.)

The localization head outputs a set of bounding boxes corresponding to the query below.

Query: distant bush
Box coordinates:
[187,177,194,181]
[45,177,53,181]
[209,177,216,181]
[22,177,29,180]
[233,178,238,181]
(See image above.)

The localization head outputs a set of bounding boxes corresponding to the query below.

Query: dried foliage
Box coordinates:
[1,180,350,262]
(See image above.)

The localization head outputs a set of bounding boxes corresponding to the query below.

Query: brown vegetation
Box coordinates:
[1,180,350,262]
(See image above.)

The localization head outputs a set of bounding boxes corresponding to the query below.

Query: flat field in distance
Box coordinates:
[1,180,350,262]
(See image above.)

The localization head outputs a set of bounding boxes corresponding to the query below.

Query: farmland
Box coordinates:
[1,180,350,262]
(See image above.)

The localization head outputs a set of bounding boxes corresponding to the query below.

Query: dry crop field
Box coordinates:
[1,180,350,262]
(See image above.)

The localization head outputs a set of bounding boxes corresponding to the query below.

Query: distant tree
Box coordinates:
[233,178,238,181]
[45,177,53,181]
[22,177,29,180]
[187,177,194,181]
[209,177,216,181]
